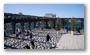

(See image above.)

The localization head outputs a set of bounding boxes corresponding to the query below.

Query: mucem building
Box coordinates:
[4,13,84,49]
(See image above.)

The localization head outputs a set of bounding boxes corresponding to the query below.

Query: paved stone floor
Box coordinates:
[56,33,84,49]
[4,29,84,49]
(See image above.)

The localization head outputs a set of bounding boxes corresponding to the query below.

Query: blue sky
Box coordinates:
[4,4,84,18]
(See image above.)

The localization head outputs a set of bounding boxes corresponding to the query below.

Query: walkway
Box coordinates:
[56,33,84,49]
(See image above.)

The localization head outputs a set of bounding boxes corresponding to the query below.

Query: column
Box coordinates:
[28,22,31,30]
[34,21,36,28]
[11,22,16,34]
[46,21,48,28]
[53,20,56,28]
[21,22,24,31]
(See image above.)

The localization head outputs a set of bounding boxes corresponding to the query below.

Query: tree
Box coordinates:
[71,17,76,31]
[55,17,61,30]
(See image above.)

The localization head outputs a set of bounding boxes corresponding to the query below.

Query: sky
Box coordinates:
[4,4,84,18]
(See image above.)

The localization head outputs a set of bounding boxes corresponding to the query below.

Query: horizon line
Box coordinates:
[4,12,84,18]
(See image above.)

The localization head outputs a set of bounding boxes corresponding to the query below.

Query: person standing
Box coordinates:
[27,30,30,36]
[16,30,19,38]
[66,27,68,33]
[29,31,32,39]
[77,28,81,33]
[46,34,51,42]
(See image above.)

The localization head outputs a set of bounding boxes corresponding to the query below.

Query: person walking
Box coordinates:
[46,34,51,42]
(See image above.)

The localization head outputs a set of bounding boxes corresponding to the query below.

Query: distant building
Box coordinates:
[45,13,56,18]
[18,12,23,15]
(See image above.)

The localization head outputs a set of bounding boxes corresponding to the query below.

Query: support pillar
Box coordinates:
[34,22,36,28]
[46,21,48,28]
[28,22,31,30]
[21,22,24,31]
[11,22,16,34]
[53,20,56,28]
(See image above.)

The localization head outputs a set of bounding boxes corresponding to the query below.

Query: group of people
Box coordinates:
[15,29,35,49]
[23,34,51,49]
[15,29,33,40]
[65,27,81,33]
[65,27,71,33]
[15,29,52,49]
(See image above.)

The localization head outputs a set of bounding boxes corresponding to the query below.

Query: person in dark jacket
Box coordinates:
[27,30,29,36]
[77,28,81,33]
[30,31,32,39]
[66,27,68,33]
[46,34,51,42]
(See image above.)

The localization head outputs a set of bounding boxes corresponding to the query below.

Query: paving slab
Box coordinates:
[56,33,84,49]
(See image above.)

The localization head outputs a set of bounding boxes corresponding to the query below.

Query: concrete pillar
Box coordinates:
[46,21,48,28]
[21,22,24,31]
[11,22,16,34]
[28,22,31,30]
[34,22,36,28]
[53,20,56,28]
